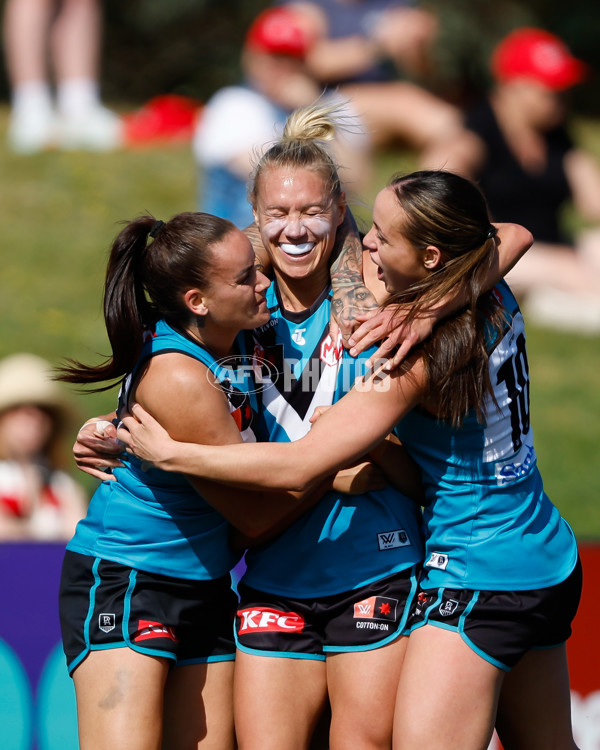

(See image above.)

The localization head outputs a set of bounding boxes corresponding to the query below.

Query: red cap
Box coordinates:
[492,28,587,91]
[245,7,314,59]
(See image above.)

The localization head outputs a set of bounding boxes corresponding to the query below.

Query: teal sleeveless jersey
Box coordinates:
[238,283,424,597]
[395,282,577,591]
[67,320,260,580]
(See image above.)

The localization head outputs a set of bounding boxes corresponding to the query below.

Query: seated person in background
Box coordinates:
[194,5,372,228]
[425,27,600,333]
[0,353,87,540]
[280,0,463,156]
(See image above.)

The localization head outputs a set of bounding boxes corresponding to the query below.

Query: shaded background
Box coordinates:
[0,0,598,114]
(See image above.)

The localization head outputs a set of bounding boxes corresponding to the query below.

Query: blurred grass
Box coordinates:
[0,106,598,536]
[0,105,196,495]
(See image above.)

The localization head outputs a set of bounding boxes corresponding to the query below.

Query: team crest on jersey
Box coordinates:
[98,613,115,633]
[426,552,449,570]
[320,332,343,367]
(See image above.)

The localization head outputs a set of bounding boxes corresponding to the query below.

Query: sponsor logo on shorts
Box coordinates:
[413,591,431,616]
[133,620,179,643]
[353,596,398,622]
[98,613,115,633]
[426,552,449,570]
[439,599,459,617]
[237,607,305,634]
[377,529,411,551]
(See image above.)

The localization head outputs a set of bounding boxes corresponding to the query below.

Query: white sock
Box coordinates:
[11,81,53,117]
[57,78,101,117]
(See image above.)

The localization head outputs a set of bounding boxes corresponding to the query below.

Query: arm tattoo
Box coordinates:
[330,211,378,336]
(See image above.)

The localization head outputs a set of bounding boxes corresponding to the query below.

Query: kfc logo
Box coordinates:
[133,620,178,643]
[237,607,305,634]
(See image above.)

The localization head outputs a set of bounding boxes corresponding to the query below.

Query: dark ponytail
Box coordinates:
[58,212,236,391]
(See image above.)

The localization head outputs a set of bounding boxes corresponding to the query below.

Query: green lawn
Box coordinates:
[1,107,598,536]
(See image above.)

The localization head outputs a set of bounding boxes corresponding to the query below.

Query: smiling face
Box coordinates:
[363,186,431,294]
[253,166,346,289]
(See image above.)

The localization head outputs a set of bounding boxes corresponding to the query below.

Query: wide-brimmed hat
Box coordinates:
[0,353,78,427]
[492,27,587,91]
[244,7,316,60]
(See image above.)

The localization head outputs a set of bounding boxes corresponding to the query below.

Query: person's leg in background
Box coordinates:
[51,0,122,150]
[3,0,122,152]
[3,0,56,152]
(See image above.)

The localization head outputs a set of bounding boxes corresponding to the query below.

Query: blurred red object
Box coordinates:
[123,95,202,146]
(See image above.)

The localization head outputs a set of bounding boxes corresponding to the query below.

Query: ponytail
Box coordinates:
[58,217,157,390]
[250,101,343,208]
[58,212,233,391]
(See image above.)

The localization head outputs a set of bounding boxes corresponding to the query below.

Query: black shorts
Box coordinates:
[407,557,582,671]
[59,550,237,674]
[235,567,419,660]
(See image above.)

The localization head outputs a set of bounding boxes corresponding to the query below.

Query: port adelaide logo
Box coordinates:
[99,613,116,633]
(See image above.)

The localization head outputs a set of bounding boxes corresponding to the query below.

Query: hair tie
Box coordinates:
[149,219,165,238]
[486,225,497,240]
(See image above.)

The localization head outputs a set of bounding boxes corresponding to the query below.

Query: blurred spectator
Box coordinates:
[3,0,122,153]
[194,5,373,229]
[426,27,600,333]
[280,0,463,155]
[0,353,87,541]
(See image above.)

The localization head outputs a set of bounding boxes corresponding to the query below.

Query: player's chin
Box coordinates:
[250,305,271,328]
